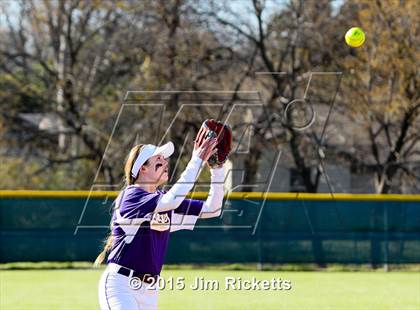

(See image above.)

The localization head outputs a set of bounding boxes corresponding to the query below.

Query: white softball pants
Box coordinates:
[98,263,158,310]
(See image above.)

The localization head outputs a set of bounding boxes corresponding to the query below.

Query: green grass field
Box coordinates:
[1,268,419,310]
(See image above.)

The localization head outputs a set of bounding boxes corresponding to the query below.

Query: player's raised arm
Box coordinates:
[199,165,225,218]
[154,130,217,213]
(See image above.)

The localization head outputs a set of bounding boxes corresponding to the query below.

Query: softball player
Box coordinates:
[96,129,224,310]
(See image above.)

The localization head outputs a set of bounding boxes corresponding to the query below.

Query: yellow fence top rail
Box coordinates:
[0,190,420,201]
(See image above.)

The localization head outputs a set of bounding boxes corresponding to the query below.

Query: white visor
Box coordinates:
[131,142,174,178]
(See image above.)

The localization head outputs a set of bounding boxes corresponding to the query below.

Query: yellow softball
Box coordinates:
[345,27,365,48]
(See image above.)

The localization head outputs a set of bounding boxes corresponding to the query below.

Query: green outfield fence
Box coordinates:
[0,191,419,264]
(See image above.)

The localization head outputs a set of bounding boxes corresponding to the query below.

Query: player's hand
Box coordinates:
[193,135,218,162]
[207,162,223,169]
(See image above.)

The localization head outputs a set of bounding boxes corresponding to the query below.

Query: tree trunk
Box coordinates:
[56,2,67,152]
[242,146,262,192]
[289,130,318,193]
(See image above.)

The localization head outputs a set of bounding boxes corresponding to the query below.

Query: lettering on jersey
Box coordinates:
[150,212,170,231]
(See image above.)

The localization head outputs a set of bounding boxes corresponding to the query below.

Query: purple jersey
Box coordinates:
[107,185,203,275]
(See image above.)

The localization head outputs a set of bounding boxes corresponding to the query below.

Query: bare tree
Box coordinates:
[336,0,420,194]
[207,0,340,192]
[130,0,257,180]
[0,0,154,186]
[0,0,255,188]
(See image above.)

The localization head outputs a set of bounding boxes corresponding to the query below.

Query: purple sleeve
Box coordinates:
[174,198,204,216]
[118,188,162,219]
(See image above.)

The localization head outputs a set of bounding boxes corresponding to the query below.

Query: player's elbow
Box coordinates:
[209,209,222,218]
[200,205,222,219]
